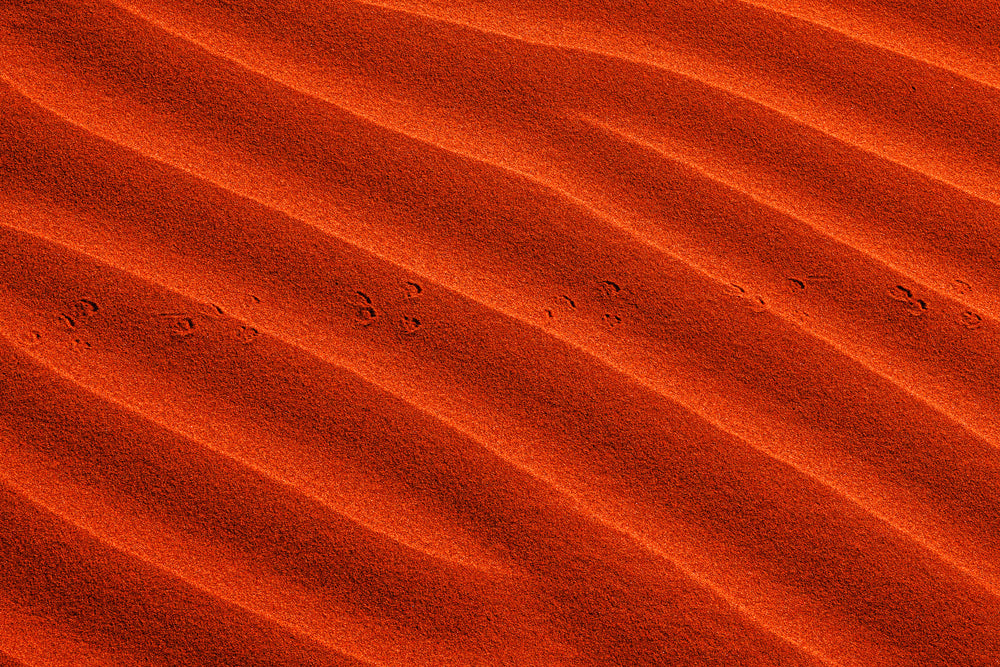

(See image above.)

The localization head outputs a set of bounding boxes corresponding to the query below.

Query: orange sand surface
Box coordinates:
[2,1,1000,665]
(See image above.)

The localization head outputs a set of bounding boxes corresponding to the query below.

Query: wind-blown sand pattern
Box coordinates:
[2,0,1000,665]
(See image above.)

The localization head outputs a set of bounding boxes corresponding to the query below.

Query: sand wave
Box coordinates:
[3,0,1000,664]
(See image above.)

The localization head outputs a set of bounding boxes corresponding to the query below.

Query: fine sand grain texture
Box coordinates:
[2,0,1000,665]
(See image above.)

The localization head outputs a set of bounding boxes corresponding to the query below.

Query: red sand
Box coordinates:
[2,1,1000,665]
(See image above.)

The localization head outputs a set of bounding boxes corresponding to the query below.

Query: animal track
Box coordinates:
[729,284,767,312]
[603,313,622,327]
[889,286,927,316]
[405,282,422,297]
[401,316,422,334]
[156,312,198,336]
[236,325,259,344]
[961,311,983,329]
[346,289,379,326]
[600,280,621,296]
[59,314,76,328]
[891,285,913,301]
[75,299,99,315]
[787,278,805,290]
[560,295,576,309]
[71,338,92,351]
[954,279,972,295]
[170,317,196,337]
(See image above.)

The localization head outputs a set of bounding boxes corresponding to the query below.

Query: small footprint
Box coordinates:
[75,299,99,316]
[560,295,576,309]
[401,316,421,334]
[954,280,972,295]
[59,314,77,329]
[250,295,261,304]
[891,285,913,301]
[405,282,422,297]
[71,338,92,351]
[356,306,377,326]
[600,280,621,296]
[236,325,259,344]
[889,285,927,316]
[787,278,805,290]
[729,285,766,312]
[355,291,372,305]
[22,330,42,347]
[545,309,554,319]
[961,311,983,329]
[603,313,622,327]
[172,317,196,337]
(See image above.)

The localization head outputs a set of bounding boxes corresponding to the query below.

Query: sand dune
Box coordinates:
[2,0,999,665]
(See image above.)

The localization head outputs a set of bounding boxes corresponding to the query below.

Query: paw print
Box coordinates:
[74,299,99,316]
[889,286,927,316]
[236,325,259,344]
[729,284,767,313]
[599,280,621,297]
[173,317,196,336]
[401,316,422,334]
[961,311,983,329]
[351,291,378,326]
